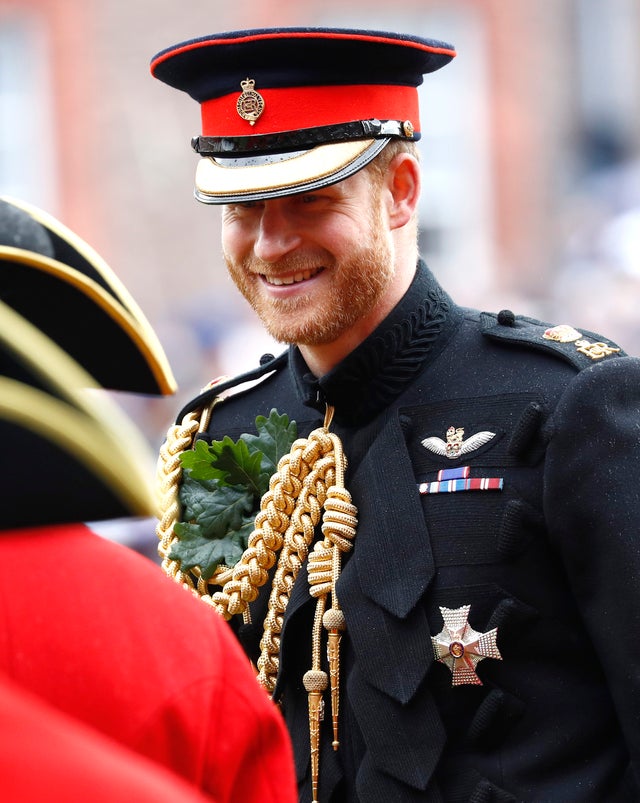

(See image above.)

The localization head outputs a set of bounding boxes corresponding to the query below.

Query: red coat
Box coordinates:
[0,672,211,802]
[0,523,296,803]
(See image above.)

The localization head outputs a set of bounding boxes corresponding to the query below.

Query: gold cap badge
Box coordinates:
[236,78,265,125]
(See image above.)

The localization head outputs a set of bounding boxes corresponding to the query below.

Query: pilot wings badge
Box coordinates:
[421,425,496,460]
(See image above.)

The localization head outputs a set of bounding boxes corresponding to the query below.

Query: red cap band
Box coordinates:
[201,84,420,137]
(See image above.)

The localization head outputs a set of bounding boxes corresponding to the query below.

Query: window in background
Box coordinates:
[0,11,58,211]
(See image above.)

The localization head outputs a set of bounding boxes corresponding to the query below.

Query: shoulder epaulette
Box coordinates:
[175,349,288,423]
[480,309,627,370]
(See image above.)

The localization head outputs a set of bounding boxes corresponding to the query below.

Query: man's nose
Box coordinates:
[253,202,302,262]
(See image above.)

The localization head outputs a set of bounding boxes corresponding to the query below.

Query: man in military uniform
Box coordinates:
[151,28,640,801]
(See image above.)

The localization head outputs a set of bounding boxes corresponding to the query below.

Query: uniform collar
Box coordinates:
[289,260,461,425]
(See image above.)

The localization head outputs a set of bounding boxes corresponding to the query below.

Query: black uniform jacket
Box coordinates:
[190,262,640,802]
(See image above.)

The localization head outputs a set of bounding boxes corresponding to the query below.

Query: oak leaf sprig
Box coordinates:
[171,409,297,579]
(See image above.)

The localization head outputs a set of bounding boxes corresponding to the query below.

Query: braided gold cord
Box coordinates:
[211,437,330,613]
[156,399,357,738]
[155,389,230,598]
[307,540,333,598]
[155,411,202,590]
[154,396,338,618]
[208,426,339,692]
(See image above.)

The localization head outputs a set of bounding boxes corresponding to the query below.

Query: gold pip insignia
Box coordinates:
[236,78,265,125]
[421,426,495,460]
[575,339,621,360]
[543,324,582,343]
[431,605,502,686]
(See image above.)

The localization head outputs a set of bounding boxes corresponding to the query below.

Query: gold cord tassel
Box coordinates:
[305,409,357,799]
[324,603,346,749]
[304,597,329,803]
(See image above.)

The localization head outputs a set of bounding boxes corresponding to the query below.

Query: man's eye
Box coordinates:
[225,203,251,213]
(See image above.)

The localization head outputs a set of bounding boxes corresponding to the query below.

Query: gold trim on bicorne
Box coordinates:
[0,301,157,517]
[195,139,375,198]
[0,196,177,395]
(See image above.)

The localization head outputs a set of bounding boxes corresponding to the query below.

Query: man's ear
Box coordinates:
[386,153,421,230]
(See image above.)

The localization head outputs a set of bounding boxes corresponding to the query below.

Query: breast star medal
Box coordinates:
[431,605,502,685]
[236,77,265,125]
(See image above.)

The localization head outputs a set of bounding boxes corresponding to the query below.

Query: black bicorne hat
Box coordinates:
[150,27,456,203]
[0,197,176,395]
[0,299,158,528]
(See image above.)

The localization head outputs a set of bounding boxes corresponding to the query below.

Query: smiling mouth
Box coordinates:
[263,267,323,286]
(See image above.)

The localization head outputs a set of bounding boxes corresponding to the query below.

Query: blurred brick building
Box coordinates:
[3,0,640,443]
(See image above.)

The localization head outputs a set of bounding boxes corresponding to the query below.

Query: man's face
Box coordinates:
[220,166,395,347]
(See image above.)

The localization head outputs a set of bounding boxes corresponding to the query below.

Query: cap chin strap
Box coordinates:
[192,118,417,156]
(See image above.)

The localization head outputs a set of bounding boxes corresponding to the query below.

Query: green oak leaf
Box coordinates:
[208,437,264,498]
[173,409,297,574]
[179,475,253,539]
[170,522,246,579]
[242,409,298,476]
[179,439,224,482]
